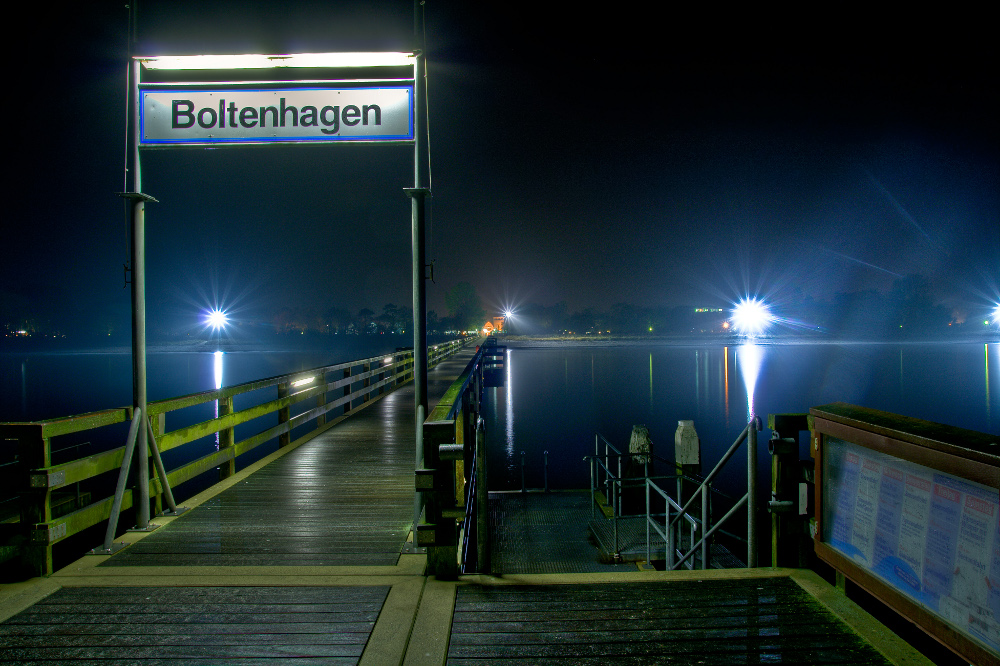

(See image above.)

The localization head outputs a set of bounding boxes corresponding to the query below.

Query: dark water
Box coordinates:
[3,340,998,495]
[0,337,416,424]
[482,341,1000,493]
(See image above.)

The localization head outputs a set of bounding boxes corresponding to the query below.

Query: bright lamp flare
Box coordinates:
[731,299,773,337]
[993,304,1000,324]
[207,310,229,330]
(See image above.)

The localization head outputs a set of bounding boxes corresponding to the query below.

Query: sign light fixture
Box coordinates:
[140,52,414,70]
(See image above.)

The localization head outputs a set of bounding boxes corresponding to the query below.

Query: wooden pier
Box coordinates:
[0,346,935,664]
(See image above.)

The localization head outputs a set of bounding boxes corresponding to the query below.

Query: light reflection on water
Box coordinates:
[987,344,992,426]
[736,343,765,420]
[505,349,514,459]
[213,351,224,390]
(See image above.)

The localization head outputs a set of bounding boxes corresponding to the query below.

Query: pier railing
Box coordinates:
[0,339,466,576]
[587,446,727,567]
[586,418,761,569]
[418,338,503,578]
[647,417,761,570]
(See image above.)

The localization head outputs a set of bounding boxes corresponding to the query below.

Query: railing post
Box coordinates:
[277,383,290,448]
[748,417,759,568]
[645,479,651,566]
[666,493,674,569]
[590,455,596,519]
[362,362,371,404]
[701,484,709,570]
[15,425,52,576]
[218,395,235,479]
[616,452,622,516]
[475,417,488,573]
[454,400,466,505]
[343,366,353,414]
[316,370,327,427]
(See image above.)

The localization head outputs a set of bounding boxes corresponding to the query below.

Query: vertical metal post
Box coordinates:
[409,186,428,534]
[590,456,595,519]
[124,58,153,531]
[701,484,708,569]
[408,23,430,533]
[645,479,651,566]
[666,496,674,569]
[747,417,758,568]
[475,417,488,572]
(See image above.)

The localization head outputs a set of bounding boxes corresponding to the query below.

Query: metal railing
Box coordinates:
[587,441,709,563]
[418,338,503,578]
[0,339,466,576]
[646,417,762,570]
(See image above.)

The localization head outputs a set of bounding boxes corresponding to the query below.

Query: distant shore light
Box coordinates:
[207,309,229,330]
[731,299,773,337]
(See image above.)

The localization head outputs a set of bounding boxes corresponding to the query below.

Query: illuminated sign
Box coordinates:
[821,436,999,657]
[140,86,414,146]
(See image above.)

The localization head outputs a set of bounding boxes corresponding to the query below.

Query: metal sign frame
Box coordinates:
[122,50,429,538]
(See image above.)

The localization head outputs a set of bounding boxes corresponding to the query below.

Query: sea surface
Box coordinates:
[2,339,997,497]
[482,340,1000,494]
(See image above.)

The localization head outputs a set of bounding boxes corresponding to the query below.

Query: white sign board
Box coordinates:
[140,86,413,146]
[822,437,1000,654]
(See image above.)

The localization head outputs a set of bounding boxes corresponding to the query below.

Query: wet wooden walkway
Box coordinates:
[0,343,937,665]
[96,366,465,568]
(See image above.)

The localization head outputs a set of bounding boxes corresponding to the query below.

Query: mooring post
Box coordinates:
[674,420,700,509]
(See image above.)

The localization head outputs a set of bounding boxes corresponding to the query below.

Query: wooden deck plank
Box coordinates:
[0,586,388,664]
[447,578,893,665]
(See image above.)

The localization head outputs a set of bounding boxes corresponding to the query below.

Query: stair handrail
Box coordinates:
[646,416,762,569]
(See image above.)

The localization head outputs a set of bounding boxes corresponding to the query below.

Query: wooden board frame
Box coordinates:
[810,403,999,666]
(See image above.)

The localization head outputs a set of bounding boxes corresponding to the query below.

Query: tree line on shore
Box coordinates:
[3,276,996,344]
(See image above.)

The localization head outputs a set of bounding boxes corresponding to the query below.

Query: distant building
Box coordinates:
[482,316,505,335]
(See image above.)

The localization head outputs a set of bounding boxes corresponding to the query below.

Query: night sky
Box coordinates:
[3,1,997,337]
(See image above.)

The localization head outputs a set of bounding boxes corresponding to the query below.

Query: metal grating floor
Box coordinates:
[488,491,634,574]
[589,515,746,568]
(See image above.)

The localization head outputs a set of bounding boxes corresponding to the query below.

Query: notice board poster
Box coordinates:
[822,437,999,654]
